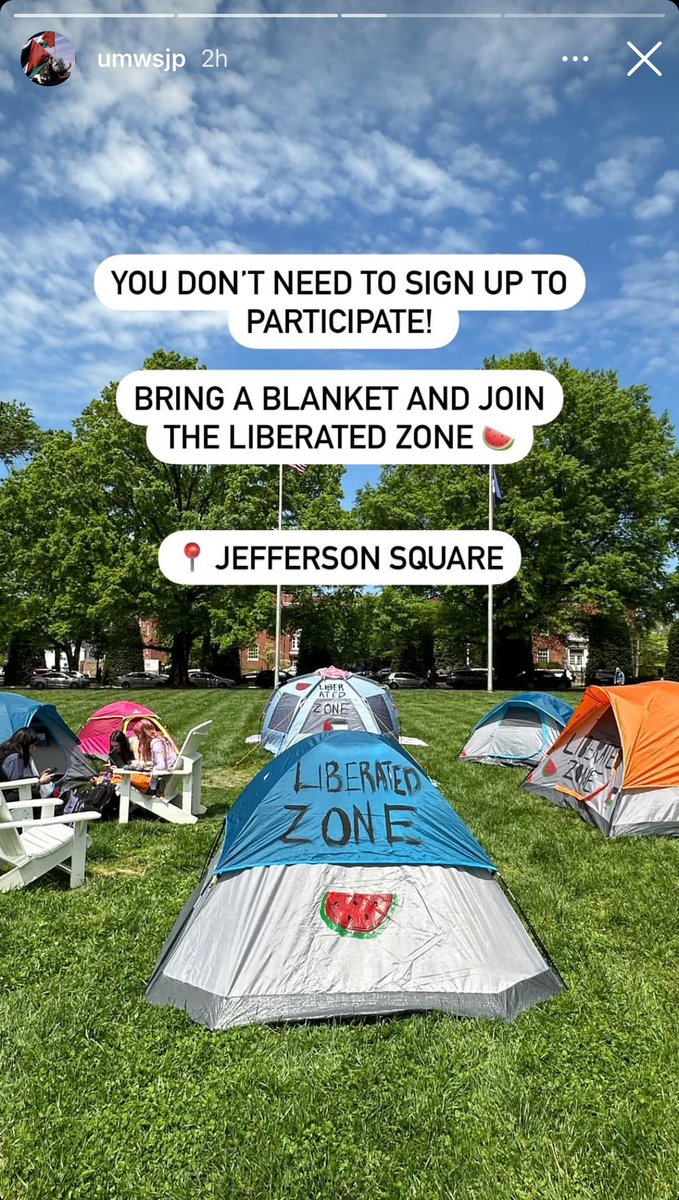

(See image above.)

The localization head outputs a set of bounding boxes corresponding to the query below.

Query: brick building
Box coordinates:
[240,593,301,674]
[531,631,588,682]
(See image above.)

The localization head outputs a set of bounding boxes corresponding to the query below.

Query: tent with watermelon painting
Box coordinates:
[523,681,679,837]
[254,667,405,755]
[460,692,573,768]
[146,731,563,1030]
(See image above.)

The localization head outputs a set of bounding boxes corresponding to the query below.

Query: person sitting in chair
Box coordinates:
[132,719,177,794]
[108,730,134,770]
[0,727,57,803]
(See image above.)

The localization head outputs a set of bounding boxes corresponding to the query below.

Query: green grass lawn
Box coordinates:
[3,688,679,1200]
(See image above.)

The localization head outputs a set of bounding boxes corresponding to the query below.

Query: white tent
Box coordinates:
[147,732,563,1030]
[257,667,401,755]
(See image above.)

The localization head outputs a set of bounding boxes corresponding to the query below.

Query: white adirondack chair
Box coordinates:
[0,779,101,892]
[118,721,213,826]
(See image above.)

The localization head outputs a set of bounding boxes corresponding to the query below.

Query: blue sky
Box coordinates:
[0,1,678,506]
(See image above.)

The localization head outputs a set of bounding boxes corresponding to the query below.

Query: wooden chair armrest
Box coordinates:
[6,796,61,810]
[7,812,102,829]
[153,762,190,777]
[0,777,40,791]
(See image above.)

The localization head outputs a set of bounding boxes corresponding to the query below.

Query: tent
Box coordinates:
[460,692,573,768]
[523,681,679,837]
[146,731,563,1029]
[78,702,177,761]
[257,667,401,755]
[0,692,94,789]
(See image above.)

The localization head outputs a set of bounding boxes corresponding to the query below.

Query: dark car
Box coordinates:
[517,666,572,691]
[242,670,277,688]
[585,668,627,687]
[447,667,494,690]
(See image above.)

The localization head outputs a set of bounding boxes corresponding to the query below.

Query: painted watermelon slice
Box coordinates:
[320,891,397,939]
[483,427,514,451]
[543,758,558,776]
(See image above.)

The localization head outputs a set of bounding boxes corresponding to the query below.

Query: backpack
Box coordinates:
[69,781,119,821]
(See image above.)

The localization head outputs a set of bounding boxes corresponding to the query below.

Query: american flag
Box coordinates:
[287,464,308,474]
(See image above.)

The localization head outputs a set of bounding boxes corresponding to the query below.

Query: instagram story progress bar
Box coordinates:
[10,7,671,18]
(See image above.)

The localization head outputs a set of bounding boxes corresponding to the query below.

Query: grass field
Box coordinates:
[2,688,679,1200]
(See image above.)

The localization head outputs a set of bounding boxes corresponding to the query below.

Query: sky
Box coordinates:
[0,0,678,506]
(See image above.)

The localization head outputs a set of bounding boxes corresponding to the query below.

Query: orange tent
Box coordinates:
[550,682,679,791]
[524,681,679,838]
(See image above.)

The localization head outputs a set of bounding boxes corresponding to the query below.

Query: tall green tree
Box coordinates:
[665,621,679,681]
[356,353,679,677]
[0,400,43,471]
[0,351,347,684]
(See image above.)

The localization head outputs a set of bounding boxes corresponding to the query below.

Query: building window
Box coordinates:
[570,652,583,667]
[537,648,549,663]
[247,644,260,662]
[291,630,301,654]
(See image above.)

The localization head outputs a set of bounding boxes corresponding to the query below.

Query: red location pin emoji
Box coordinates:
[184,541,200,574]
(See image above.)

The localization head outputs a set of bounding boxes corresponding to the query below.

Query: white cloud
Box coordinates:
[635,171,679,222]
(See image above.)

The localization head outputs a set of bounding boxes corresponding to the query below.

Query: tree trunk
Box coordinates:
[170,631,193,687]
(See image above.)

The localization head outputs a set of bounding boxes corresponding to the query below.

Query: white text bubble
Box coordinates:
[95,253,586,349]
[159,530,522,586]
[117,369,562,465]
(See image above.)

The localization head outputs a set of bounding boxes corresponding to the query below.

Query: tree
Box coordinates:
[0,400,43,471]
[586,614,634,679]
[355,354,679,675]
[291,588,375,674]
[103,616,145,683]
[0,351,347,684]
[666,621,679,681]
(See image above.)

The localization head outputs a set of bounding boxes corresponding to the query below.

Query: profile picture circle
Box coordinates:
[21,31,75,87]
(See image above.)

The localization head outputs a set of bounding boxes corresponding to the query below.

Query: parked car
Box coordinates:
[29,670,83,690]
[518,666,573,691]
[187,670,236,689]
[585,667,632,687]
[447,667,494,690]
[63,669,92,688]
[386,671,427,690]
[114,671,169,689]
[242,669,277,688]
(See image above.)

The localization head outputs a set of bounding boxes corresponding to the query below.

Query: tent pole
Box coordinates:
[487,466,494,693]
[274,465,283,688]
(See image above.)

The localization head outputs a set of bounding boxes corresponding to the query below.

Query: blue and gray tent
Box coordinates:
[146,731,563,1030]
[460,692,573,768]
[0,692,94,788]
[257,667,401,755]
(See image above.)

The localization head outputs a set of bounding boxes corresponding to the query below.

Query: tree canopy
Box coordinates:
[1,350,677,681]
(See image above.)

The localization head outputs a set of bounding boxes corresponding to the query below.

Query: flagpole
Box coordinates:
[274,464,283,688]
[487,465,494,693]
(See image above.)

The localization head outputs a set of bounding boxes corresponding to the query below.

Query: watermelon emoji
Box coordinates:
[320,891,397,939]
[483,427,514,451]
[543,759,558,776]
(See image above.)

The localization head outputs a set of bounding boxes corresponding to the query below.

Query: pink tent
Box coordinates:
[78,702,178,760]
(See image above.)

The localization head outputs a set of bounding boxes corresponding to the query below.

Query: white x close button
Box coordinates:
[627,40,663,77]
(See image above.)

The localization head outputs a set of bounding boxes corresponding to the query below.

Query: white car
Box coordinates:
[114,671,169,689]
[188,670,236,689]
[387,671,427,690]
